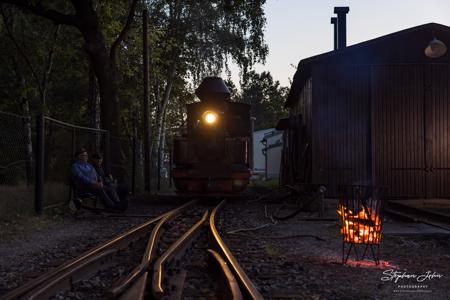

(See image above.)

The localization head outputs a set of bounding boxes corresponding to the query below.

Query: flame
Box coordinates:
[337,204,382,244]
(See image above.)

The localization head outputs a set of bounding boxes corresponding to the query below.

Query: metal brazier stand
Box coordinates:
[338,185,385,265]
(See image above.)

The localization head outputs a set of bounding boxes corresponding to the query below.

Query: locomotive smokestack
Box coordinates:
[334,6,350,49]
[330,17,338,50]
[195,77,230,102]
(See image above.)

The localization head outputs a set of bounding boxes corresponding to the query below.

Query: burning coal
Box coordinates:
[337,185,385,265]
[338,203,382,244]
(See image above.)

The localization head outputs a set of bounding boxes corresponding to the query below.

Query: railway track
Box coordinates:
[385,200,450,231]
[1,199,263,300]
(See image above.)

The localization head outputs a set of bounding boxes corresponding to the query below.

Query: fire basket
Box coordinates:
[337,185,385,265]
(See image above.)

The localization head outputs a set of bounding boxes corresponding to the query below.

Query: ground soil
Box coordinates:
[219,189,450,300]
[1,189,449,300]
[0,195,178,296]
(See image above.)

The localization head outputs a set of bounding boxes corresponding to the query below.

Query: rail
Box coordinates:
[207,249,243,300]
[1,202,193,300]
[209,199,264,300]
[2,198,263,300]
[152,210,209,299]
[110,200,197,299]
[27,250,116,300]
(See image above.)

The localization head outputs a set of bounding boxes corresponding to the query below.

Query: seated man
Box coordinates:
[91,153,128,210]
[70,148,120,210]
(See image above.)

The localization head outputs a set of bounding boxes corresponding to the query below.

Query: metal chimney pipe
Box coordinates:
[334,6,350,49]
[330,17,338,50]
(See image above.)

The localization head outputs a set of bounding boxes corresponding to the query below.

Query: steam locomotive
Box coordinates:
[172,77,251,194]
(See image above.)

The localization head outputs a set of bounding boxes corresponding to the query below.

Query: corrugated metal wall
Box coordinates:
[311,65,371,197]
[372,64,450,199]
[293,78,312,136]
[289,80,313,186]
[309,63,450,199]
[279,116,305,186]
[371,65,426,198]
[425,65,450,198]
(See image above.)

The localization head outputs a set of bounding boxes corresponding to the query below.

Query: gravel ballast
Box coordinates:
[1,191,449,300]
[0,199,177,297]
[218,195,450,300]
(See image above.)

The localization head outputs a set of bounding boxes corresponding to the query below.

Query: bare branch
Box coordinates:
[0,6,42,97]
[110,0,138,61]
[41,25,60,105]
[0,0,78,26]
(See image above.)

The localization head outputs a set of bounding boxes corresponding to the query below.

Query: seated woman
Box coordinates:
[91,153,128,210]
[70,148,121,210]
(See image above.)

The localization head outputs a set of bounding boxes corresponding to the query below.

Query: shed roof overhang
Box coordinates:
[275,118,289,130]
[285,23,450,108]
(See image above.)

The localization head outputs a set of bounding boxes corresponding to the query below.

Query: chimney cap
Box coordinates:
[195,77,230,100]
[334,6,350,14]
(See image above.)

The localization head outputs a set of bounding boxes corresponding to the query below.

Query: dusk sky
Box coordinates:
[230,0,450,88]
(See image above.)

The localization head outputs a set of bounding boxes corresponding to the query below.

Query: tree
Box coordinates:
[0,0,270,189]
[0,0,139,173]
[240,71,288,130]
[146,0,268,161]
[224,78,239,100]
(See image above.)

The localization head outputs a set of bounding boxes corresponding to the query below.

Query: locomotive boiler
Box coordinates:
[172,77,251,194]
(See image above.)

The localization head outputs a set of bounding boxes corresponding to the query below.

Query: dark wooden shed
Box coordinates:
[283,23,450,199]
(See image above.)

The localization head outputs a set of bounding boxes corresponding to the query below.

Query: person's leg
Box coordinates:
[86,186,115,209]
[103,185,120,204]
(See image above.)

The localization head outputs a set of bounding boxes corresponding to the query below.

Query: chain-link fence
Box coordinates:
[1,111,140,215]
[110,134,137,192]
[42,117,110,209]
[141,138,173,193]
[0,111,34,216]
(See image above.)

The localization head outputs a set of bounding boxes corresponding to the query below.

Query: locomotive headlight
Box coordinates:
[202,111,218,125]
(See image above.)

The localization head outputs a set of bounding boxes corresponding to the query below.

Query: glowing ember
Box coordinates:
[343,259,395,269]
[337,204,382,244]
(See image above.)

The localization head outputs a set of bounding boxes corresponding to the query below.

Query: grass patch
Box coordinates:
[0,182,71,221]
[44,182,70,206]
[0,213,64,242]
[0,184,34,220]
[263,244,282,257]
[250,178,280,190]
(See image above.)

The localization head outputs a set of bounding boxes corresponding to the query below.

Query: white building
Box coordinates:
[252,128,273,172]
[252,128,283,180]
[261,130,283,179]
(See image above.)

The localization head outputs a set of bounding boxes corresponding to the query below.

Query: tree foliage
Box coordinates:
[147,0,267,81]
[0,4,87,120]
[0,0,271,176]
[239,70,288,130]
